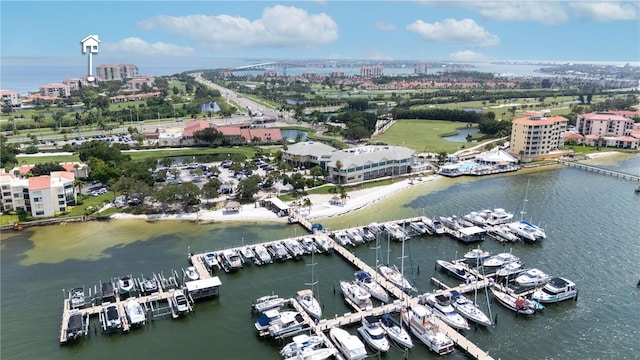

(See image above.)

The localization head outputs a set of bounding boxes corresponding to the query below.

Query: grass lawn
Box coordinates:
[17,154,81,164]
[68,194,113,216]
[372,120,487,153]
[125,147,257,161]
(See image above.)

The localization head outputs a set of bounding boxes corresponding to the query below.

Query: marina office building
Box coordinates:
[282,141,416,185]
[509,114,568,162]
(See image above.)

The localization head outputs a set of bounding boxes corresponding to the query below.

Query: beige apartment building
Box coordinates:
[510,114,568,161]
[0,171,76,217]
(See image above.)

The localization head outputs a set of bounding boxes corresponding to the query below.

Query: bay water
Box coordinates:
[1,154,639,359]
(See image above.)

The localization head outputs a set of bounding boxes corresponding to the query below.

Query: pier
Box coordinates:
[558,159,640,182]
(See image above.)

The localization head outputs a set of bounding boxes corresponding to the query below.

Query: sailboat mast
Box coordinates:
[520,179,531,222]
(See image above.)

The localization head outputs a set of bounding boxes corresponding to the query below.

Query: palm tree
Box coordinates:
[339,187,349,205]
[73,177,85,197]
[335,160,343,185]
[302,197,312,214]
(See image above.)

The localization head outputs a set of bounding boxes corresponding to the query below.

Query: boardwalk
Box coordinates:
[558,159,640,182]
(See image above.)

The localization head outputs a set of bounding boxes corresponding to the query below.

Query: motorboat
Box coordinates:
[436,260,476,283]
[378,264,417,293]
[346,229,365,244]
[490,286,536,315]
[410,220,432,235]
[332,231,354,247]
[255,308,289,332]
[515,268,551,287]
[253,244,273,265]
[117,275,134,294]
[439,216,462,230]
[463,248,491,264]
[283,239,306,260]
[384,222,409,241]
[125,298,146,326]
[379,313,413,349]
[495,261,525,278]
[424,293,470,330]
[339,280,373,312]
[357,316,390,353]
[401,305,455,355]
[267,242,290,261]
[220,249,244,271]
[102,303,122,331]
[268,311,306,338]
[101,281,116,301]
[531,277,577,303]
[66,311,89,341]
[252,294,285,313]
[280,334,326,358]
[449,290,492,327]
[284,347,335,360]
[173,290,190,314]
[296,289,322,320]
[300,237,317,254]
[354,270,389,303]
[484,208,514,226]
[463,211,486,226]
[507,220,546,243]
[483,252,521,268]
[424,218,446,235]
[68,288,86,309]
[329,327,368,360]
[203,252,219,270]
[183,266,200,282]
[313,236,333,253]
[366,222,383,233]
[359,227,376,242]
[487,225,520,243]
[239,246,256,264]
[141,276,158,293]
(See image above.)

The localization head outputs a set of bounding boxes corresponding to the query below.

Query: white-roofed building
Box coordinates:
[474,149,518,165]
[281,141,417,185]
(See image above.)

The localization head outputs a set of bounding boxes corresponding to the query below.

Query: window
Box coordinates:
[58,200,65,205]
[58,194,64,199]
[33,197,43,203]
[59,207,66,212]
[13,193,21,198]
[35,210,45,216]
[1,185,9,190]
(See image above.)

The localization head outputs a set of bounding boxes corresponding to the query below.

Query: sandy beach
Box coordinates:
[110,175,440,223]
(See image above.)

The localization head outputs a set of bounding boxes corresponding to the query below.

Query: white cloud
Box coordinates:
[375,21,396,31]
[414,1,569,25]
[449,50,490,61]
[102,37,194,56]
[137,5,338,50]
[570,2,639,22]
[406,18,499,47]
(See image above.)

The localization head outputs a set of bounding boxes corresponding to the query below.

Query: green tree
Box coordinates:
[236,175,261,201]
[201,178,222,200]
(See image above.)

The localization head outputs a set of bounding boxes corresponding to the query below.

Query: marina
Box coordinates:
[4,155,638,360]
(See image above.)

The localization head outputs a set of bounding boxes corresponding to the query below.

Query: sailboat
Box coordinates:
[296,251,322,320]
[378,231,416,293]
[507,179,546,243]
[355,233,389,303]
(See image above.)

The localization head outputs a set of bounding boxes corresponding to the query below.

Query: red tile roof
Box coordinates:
[248,128,283,141]
[183,119,211,137]
[29,176,51,190]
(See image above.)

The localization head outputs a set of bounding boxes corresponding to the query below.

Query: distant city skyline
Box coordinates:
[2,1,639,63]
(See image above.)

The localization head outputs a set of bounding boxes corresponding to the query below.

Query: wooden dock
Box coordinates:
[558,159,640,182]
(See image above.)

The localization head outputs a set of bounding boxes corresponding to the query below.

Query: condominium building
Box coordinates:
[576,112,634,137]
[282,142,416,184]
[0,90,21,109]
[96,64,139,81]
[360,65,383,77]
[510,114,568,161]
[414,61,428,74]
[39,84,71,98]
[0,171,76,217]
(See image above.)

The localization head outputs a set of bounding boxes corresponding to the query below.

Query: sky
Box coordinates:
[1,0,640,63]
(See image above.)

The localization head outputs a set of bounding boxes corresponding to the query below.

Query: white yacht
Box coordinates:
[378,264,417,293]
[346,228,365,244]
[329,327,368,360]
[296,289,322,320]
[268,311,306,338]
[436,260,476,283]
[220,249,244,271]
[507,220,546,243]
[487,225,520,242]
[515,268,551,287]
[173,290,190,314]
[68,288,86,309]
[490,286,536,315]
[463,211,486,226]
[202,252,219,270]
[425,293,470,330]
[384,222,409,241]
[284,239,306,259]
[124,298,146,326]
[463,248,491,264]
[354,270,389,303]
[252,294,285,313]
[313,236,333,253]
[183,266,199,281]
[254,308,288,332]
[332,231,354,247]
[239,246,256,264]
[495,261,525,278]
[118,275,134,294]
[300,237,317,254]
[339,280,373,312]
[102,303,122,332]
[449,290,492,327]
[357,316,390,353]
[253,244,273,265]
[484,208,514,226]
[483,252,521,268]
[379,313,413,349]
[401,306,454,355]
[280,334,326,358]
[531,277,577,303]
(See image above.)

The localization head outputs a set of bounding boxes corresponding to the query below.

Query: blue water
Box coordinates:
[442,128,480,142]
[281,129,309,141]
